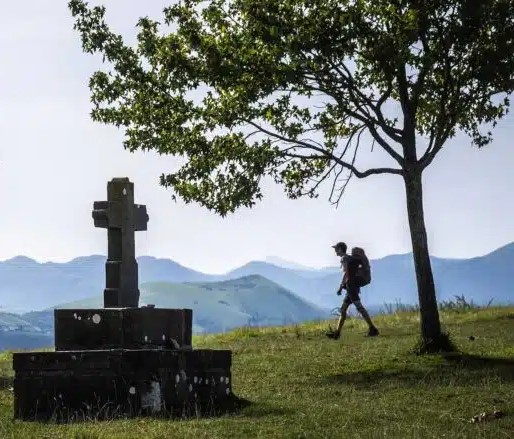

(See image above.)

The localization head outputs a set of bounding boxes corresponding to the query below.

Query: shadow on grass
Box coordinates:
[321,353,514,389]
[239,402,292,418]
[17,395,254,424]
[17,395,292,424]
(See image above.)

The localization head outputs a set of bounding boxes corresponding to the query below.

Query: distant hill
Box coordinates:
[264,256,316,271]
[0,255,214,313]
[137,256,215,283]
[14,275,328,341]
[0,311,53,350]
[1,243,514,313]
[0,255,105,312]
[225,247,514,309]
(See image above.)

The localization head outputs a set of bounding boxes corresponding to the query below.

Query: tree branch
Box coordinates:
[330,126,363,206]
[297,52,405,166]
[333,61,404,143]
[418,25,456,170]
[299,81,405,166]
[245,119,403,178]
[282,151,403,178]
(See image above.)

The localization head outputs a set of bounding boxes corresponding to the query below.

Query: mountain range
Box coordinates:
[1,242,513,349]
[1,242,513,314]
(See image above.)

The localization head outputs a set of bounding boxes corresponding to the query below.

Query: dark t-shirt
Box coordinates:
[340,254,361,298]
[343,254,361,280]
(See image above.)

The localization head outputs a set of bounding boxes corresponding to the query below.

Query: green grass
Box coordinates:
[1,307,514,438]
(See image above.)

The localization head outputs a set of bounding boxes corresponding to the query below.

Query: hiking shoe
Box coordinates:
[367,326,379,337]
[325,330,340,340]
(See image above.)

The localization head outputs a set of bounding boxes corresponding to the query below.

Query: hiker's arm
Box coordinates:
[337,258,348,294]
[337,278,343,295]
[337,276,347,295]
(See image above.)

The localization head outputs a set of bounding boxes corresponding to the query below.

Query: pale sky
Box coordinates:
[1,1,513,274]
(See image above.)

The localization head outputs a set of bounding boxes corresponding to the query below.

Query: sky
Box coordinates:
[0,1,513,274]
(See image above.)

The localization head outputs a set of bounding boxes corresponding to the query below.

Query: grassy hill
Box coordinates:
[52,275,329,334]
[0,307,513,438]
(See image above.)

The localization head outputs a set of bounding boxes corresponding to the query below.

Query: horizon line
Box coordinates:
[1,240,512,273]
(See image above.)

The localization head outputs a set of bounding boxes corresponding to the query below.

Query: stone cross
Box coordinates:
[92,178,149,308]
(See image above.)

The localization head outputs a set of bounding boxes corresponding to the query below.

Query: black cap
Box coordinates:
[332,242,347,250]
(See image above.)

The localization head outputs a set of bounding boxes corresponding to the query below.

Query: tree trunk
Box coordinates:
[403,169,442,341]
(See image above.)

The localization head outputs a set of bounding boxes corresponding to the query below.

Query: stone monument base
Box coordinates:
[54,308,193,351]
[13,348,232,421]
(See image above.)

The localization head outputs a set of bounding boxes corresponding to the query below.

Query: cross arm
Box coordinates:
[134,204,149,231]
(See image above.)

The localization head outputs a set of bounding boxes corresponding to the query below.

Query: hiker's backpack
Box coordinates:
[351,247,371,287]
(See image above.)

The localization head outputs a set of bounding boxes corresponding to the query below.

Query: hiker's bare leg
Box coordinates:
[354,300,375,328]
[336,300,350,334]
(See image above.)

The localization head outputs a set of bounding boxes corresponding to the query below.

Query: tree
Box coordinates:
[69,0,514,352]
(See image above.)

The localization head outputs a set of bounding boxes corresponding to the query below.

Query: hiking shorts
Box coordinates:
[342,280,361,304]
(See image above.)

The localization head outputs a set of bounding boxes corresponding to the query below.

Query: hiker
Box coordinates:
[326,242,379,339]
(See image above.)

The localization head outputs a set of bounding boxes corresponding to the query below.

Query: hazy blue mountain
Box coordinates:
[431,243,514,306]
[222,261,323,293]
[219,247,513,309]
[1,243,514,313]
[311,249,514,310]
[0,255,213,313]
[3,242,514,350]
[264,256,316,271]
[137,256,215,283]
[0,255,105,313]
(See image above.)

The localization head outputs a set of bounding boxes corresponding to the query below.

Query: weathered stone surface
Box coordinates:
[54,308,193,351]
[92,178,149,308]
[13,349,232,421]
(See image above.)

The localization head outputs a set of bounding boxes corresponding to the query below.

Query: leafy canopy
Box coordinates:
[69,0,513,215]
